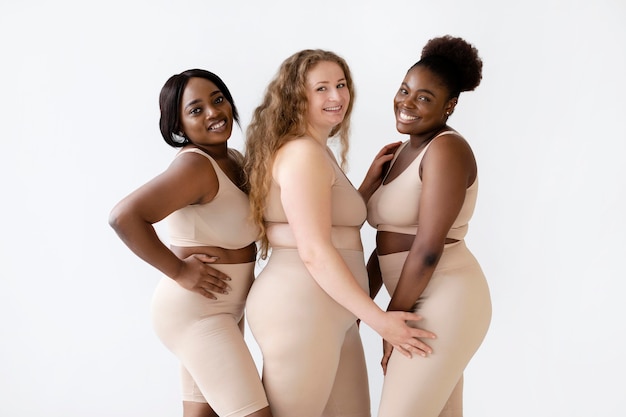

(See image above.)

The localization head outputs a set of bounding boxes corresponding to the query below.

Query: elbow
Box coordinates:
[412,239,445,269]
[298,246,320,267]
[108,203,128,234]
[297,243,329,270]
[419,248,443,268]
[422,250,442,268]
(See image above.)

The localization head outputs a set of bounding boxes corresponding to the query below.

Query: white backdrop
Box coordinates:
[1,1,625,416]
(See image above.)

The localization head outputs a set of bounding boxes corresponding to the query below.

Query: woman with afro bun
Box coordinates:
[360,35,492,416]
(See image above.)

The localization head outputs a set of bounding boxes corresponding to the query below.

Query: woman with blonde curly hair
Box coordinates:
[244,49,436,417]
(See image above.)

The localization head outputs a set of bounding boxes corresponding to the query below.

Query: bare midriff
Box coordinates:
[170,242,257,264]
[376,231,458,256]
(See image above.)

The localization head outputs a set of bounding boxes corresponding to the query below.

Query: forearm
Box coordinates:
[110,213,182,279]
[366,249,383,299]
[387,259,436,313]
[299,245,386,327]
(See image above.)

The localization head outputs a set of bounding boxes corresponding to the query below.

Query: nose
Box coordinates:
[329,87,342,100]
[398,94,416,109]
[205,104,219,119]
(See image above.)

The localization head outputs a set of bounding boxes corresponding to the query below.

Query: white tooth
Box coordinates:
[400,111,417,121]
[210,120,226,130]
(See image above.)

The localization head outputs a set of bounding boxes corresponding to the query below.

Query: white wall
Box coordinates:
[1,0,625,416]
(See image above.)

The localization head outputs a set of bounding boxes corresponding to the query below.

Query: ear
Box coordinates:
[445,97,458,116]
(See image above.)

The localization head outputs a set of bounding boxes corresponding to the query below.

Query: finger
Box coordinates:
[199,288,217,300]
[411,327,437,339]
[401,312,424,321]
[409,327,437,340]
[381,355,390,375]
[382,141,402,153]
[407,343,429,357]
[205,273,232,290]
[193,253,220,263]
[415,340,433,355]
[394,344,412,359]
[202,281,230,294]
[401,313,437,340]
[204,266,231,282]
[381,346,394,374]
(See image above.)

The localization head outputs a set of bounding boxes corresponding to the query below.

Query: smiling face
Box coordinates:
[394,65,457,137]
[304,60,351,136]
[179,77,233,147]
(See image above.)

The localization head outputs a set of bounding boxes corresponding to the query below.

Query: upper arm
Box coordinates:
[111,152,219,225]
[414,136,476,249]
[274,140,335,254]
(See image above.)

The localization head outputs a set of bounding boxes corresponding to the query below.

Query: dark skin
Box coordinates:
[109,77,271,417]
[362,66,477,374]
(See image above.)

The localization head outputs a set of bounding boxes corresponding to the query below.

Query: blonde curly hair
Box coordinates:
[244,49,355,258]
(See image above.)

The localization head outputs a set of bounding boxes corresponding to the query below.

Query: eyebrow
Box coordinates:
[312,78,346,87]
[184,89,222,109]
[401,82,436,96]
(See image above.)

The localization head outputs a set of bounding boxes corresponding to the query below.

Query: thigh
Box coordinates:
[248,249,358,417]
[322,323,371,417]
[377,244,491,417]
[179,314,268,417]
[151,263,267,416]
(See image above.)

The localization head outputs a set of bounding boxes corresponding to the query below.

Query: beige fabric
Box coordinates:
[367,132,477,241]
[376,243,491,417]
[151,262,269,417]
[247,249,370,417]
[247,148,371,416]
[167,148,260,249]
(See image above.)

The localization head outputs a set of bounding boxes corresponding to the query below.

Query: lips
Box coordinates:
[324,105,342,112]
[208,119,227,131]
[398,110,418,121]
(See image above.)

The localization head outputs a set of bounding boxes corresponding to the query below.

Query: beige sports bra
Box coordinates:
[264,147,367,250]
[167,148,260,249]
[366,131,477,240]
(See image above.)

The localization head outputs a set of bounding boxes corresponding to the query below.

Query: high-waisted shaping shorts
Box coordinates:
[151,262,268,417]
[376,241,491,417]
[246,248,371,417]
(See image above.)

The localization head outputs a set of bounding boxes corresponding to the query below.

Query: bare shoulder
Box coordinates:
[166,148,219,200]
[276,137,330,167]
[426,131,475,161]
[274,137,333,181]
[280,136,326,154]
[423,131,477,184]
[170,148,218,176]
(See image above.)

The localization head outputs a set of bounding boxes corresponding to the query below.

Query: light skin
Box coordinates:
[274,61,436,358]
[363,65,477,373]
[109,77,270,417]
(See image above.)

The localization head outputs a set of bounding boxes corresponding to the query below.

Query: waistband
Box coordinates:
[266,222,363,251]
[378,224,468,241]
[378,240,479,271]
